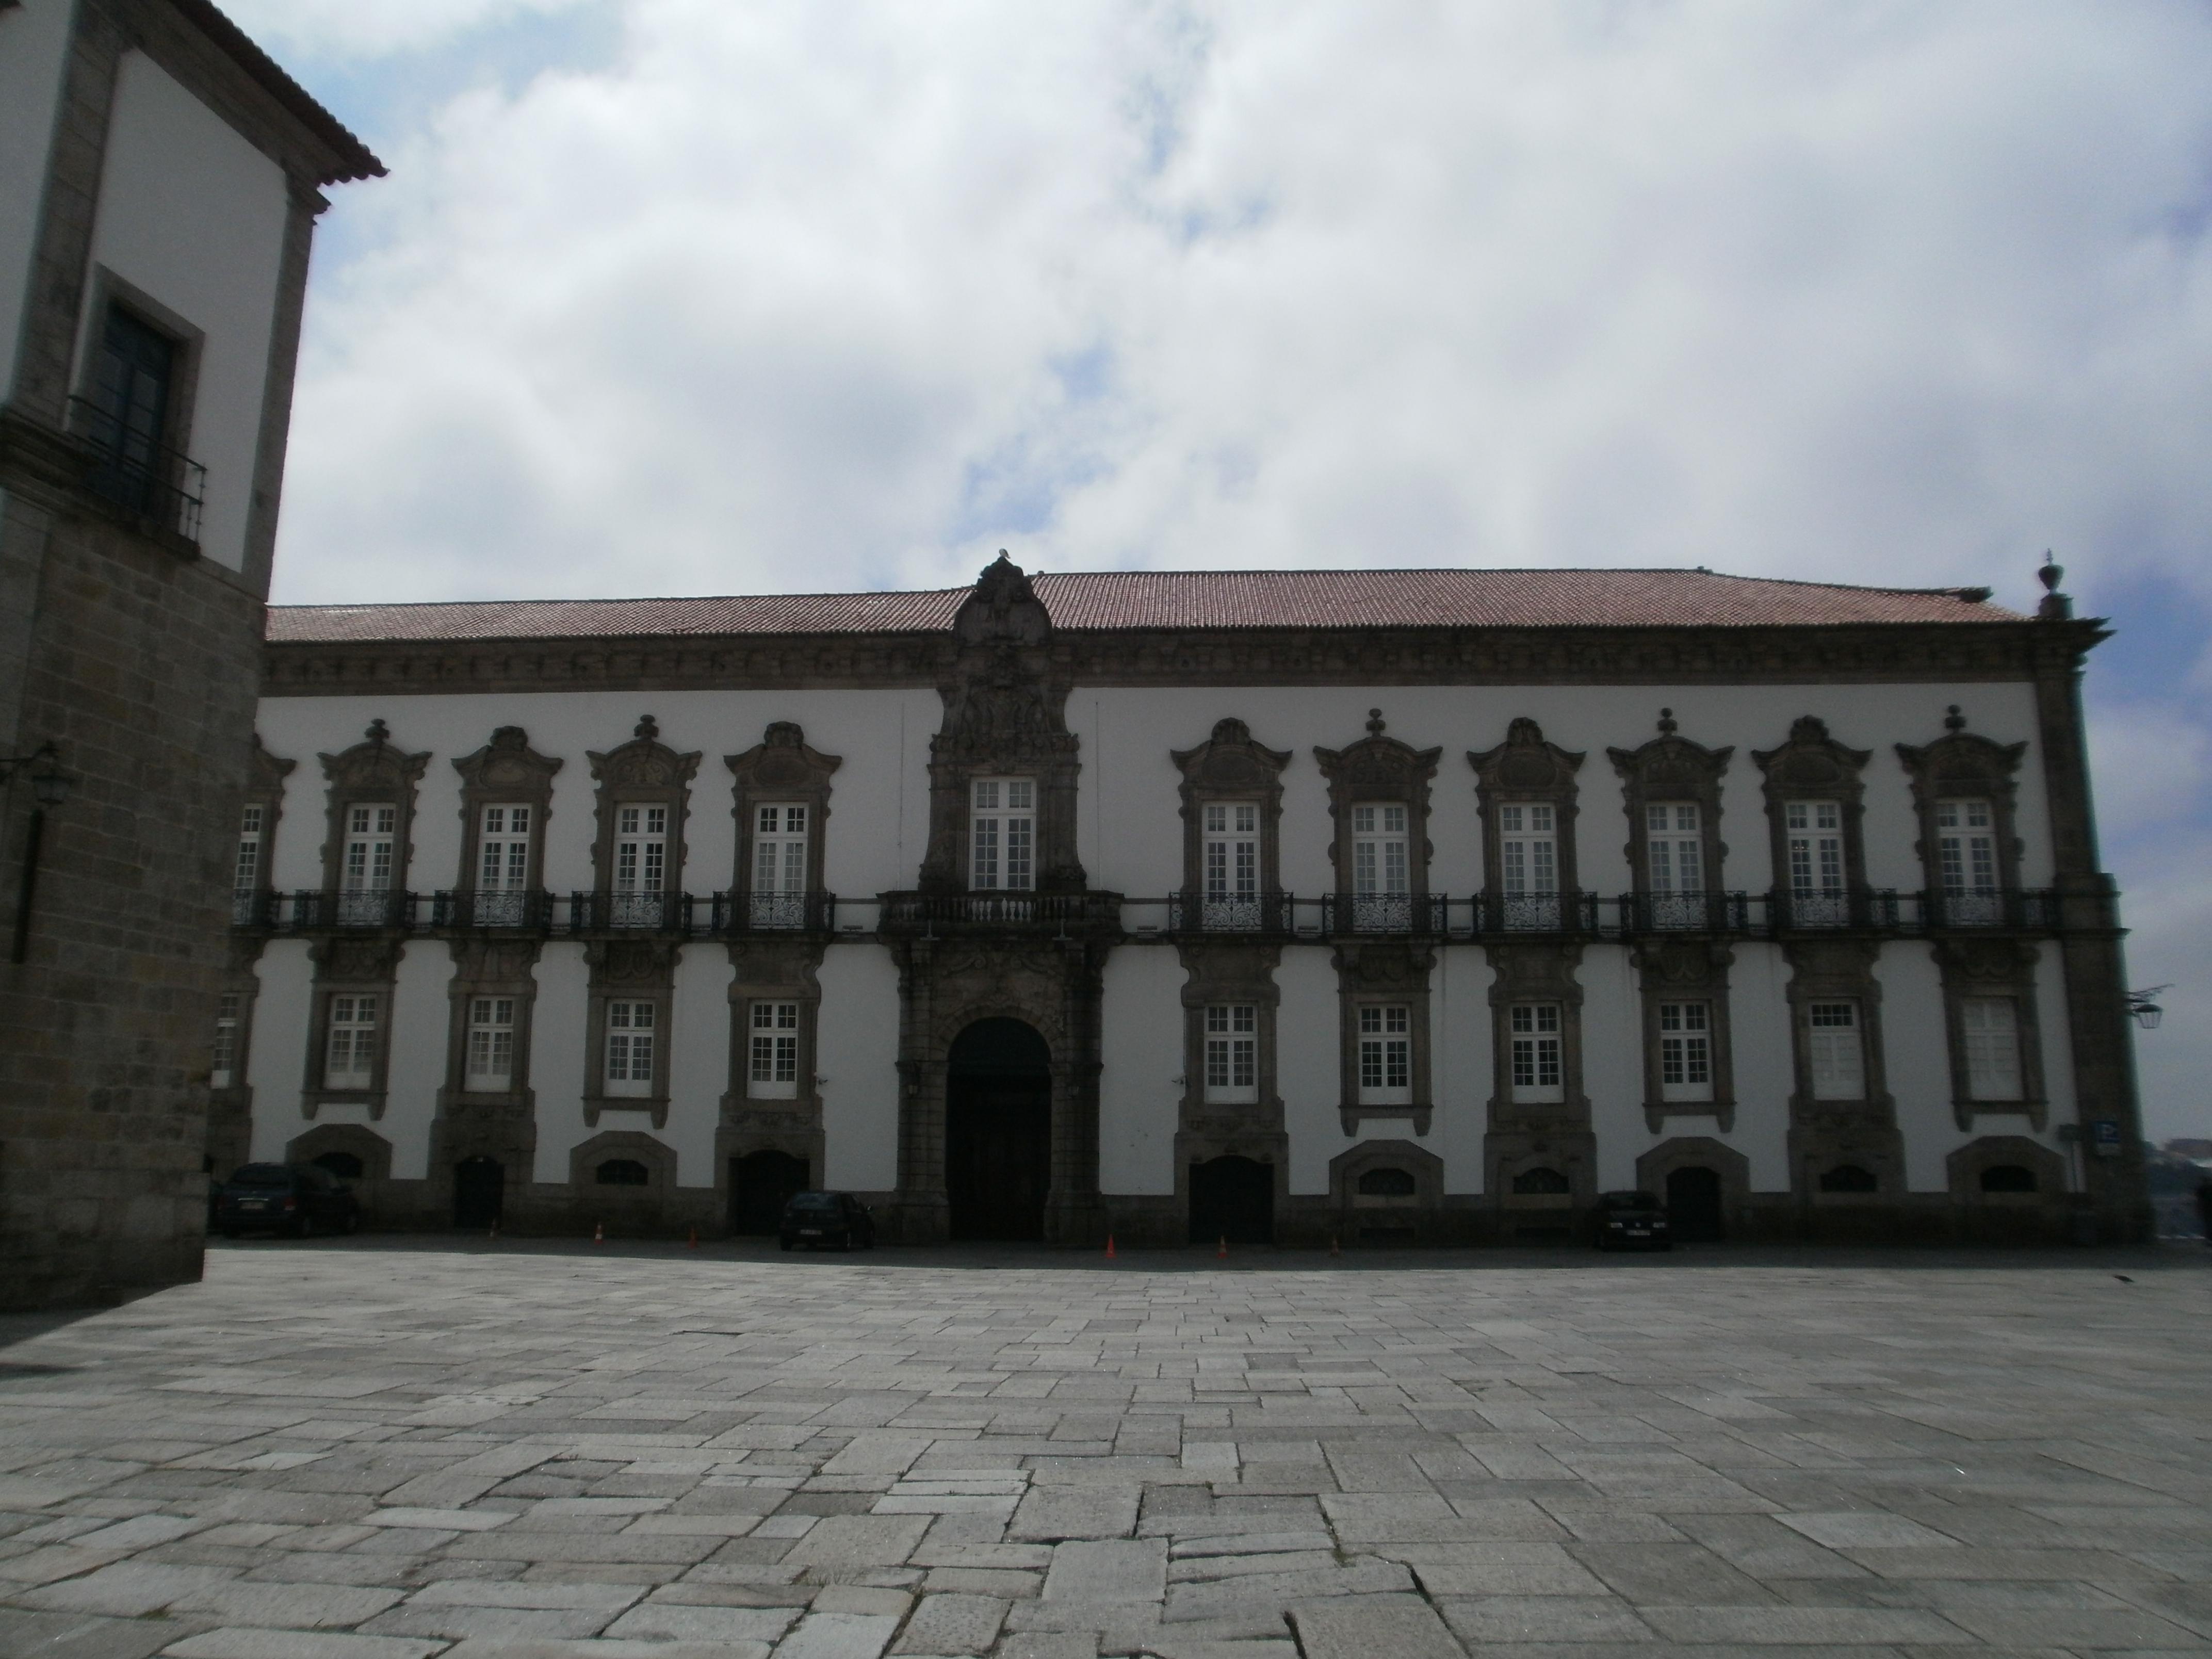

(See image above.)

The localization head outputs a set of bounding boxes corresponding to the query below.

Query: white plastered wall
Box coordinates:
[381,942,451,1180]
[79,50,288,573]
[529,943,591,1184]
[1584,945,1649,1190]
[1278,950,1340,1194]
[665,944,735,1188]
[245,938,314,1160]
[1098,948,1183,1195]
[1435,942,1491,1192]
[817,945,900,1191]
[0,0,72,398]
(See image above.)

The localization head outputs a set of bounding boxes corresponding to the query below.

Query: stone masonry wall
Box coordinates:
[0,498,263,1309]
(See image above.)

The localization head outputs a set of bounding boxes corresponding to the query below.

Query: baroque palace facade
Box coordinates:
[221,556,2149,1247]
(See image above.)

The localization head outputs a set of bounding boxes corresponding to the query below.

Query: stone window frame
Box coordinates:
[301,935,405,1119]
[1171,718,1293,926]
[1172,939,1288,1221]
[441,938,541,1105]
[725,721,842,912]
[1314,709,1442,917]
[1633,939,1738,1133]
[568,1128,678,1205]
[1781,938,1902,1201]
[1607,709,1733,921]
[1895,706,2029,916]
[920,556,1087,896]
[1334,941,1434,1136]
[741,989,817,1103]
[314,719,431,906]
[1468,717,1587,927]
[1329,1139,1445,1231]
[582,938,679,1128]
[70,269,209,513]
[586,715,703,914]
[1932,938,2049,1130]
[1944,1134,2067,1209]
[236,735,295,915]
[450,726,563,900]
[1752,715,1874,926]
[1484,942,1592,1196]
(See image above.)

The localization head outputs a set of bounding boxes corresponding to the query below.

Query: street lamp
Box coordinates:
[5,742,73,964]
[2126,986,2169,1031]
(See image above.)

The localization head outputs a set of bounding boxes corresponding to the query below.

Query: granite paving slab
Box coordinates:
[0,1239,2204,1658]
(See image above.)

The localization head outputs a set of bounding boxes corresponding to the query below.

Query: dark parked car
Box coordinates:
[1595,1189,1671,1251]
[778,1190,874,1251]
[214,1163,359,1239]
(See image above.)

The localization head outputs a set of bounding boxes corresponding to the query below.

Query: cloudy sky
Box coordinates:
[230,0,2212,1141]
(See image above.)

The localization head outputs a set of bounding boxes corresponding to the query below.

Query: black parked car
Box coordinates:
[1595,1190,1671,1251]
[214,1163,360,1239]
[778,1191,874,1251]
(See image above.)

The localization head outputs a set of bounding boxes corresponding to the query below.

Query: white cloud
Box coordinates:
[217,0,593,60]
[273,0,2212,607]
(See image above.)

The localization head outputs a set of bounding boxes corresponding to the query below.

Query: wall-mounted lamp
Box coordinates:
[5,742,72,964]
[2126,985,2170,1031]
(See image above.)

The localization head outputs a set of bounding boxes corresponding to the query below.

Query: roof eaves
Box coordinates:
[168,0,385,183]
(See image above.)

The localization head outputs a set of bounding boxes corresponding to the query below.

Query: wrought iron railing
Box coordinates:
[878,891,1125,933]
[231,888,277,930]
[1621,891,1752,935]
[707,890,839,934]
[568,891,691,933]
[1925,887,2057,930]
[68,396,206,543]
[1167,891,1297,935]
[1322,893,1450,936]
[430,889,555,931]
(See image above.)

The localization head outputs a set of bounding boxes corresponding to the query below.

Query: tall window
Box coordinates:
[749,1000,800,1098]
[1509,1003,1564,1103]
[1498,802,1558,928]
[343,804,396,891]
[1205,1004,1258,1104]
[1962,997,2022,1100]
[466,997,515,1088]
[752,805,808,926]
[235,805,265,893]
[210,993,241,1089]
[1351,803,1409,929]
[339,804,397,925]
[324,995,378,1089]
[1356,1005,1412,1104]
[1658,1001,1712,1102]
[86,305,175,514]
[971,779,1034,892]
[605,1001,656,1096]
[1808,1001,1864,1100]
[1937,799,1999,923]
[478,806,532,891]
[1202,803,1259,928]
[612,804,667,926]
[1785,800,1845,924]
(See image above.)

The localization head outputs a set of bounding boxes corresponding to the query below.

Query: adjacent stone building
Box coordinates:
[229,555,2150,1247]
[1,0,379,1308]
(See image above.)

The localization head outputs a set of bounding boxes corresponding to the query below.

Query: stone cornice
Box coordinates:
[263,617,2110,698]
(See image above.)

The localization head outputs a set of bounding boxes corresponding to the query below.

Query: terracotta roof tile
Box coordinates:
[266,568,2022,645]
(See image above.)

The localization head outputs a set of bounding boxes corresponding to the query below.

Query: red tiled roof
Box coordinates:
[266,568,2023,645]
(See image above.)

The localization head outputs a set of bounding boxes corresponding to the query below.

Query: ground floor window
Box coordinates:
[605,1001,657,1096]
[1205,1004,1258,1103]
[1509,1002,1564,1102]
[324,995,377,1089]
[1356,1005,1411,1104]
[1808,1001,1865,1099]
[1657,1001,1712,1101]
[749,1000,801,1098]
[467,996,515,1088]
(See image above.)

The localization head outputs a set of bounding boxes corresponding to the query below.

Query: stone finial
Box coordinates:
[1657,708,1678,736]
[635,714,659,742]
[764,720,803,747]
[2036,552,2073,621]
[1366,708,1387,737]
[1788,714,1830,745]
[1506,715,1544,746]
[365,718,389,744]
[490,725,527,750]
[1944,705,1967,734]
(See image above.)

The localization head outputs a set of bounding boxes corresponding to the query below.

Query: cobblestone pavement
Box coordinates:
[4,1240,2210,1659]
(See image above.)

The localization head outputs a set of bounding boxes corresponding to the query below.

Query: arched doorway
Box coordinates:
[454,1156,503,1229]
[1190,1156,1273,1245]
[946,1018,1050,1241]
[731,1150,810,1235]
[1666,1165,1724,1241]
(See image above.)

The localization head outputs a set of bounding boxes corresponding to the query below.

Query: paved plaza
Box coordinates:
[3,1241,2210,1659]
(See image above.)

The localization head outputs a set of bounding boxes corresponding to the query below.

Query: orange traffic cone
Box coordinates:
[593,1222,604,1244]
[1216,1234,1228,1259]
[688,1226,698,1248]
[1104,1234,1116,1260]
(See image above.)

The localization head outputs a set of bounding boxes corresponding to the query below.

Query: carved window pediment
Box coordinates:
[248,733,296,793]
[454,726,563,794]
[588,715,703,793]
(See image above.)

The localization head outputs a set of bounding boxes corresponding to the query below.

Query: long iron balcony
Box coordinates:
[68,396,206,545]
[233,884,2068,941]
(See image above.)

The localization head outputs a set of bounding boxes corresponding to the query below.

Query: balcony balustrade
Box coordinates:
[430,888,554,931]
[1166,891,1297,935]
[68,396,206,544]
[877,891,1124,935]
[706,890,840,934]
